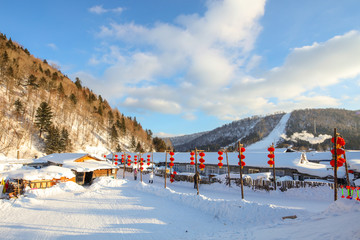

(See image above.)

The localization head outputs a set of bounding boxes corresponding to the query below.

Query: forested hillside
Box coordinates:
[169,109,360,152]
[0,33,155,158]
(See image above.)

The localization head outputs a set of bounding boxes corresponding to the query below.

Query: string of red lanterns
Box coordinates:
[199,152,206,171]
[267,146,275,167]
[238,147,246,168]
[127,155,131,166]
[147,154,151,166]
[114,154,118,166]
[218,151,223,168]
[140,157,144,171]
[169,152,175,168]
[134,155,138,166]
[190,152,195,165]
[330,136,346,168]
[121,155,125,164]
[170,171,177,183]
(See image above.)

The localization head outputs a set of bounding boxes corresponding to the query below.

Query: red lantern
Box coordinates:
[240,147,246,153]
[115,155,118,158]
[218,162,223,167]
[218,151,223,155]
[103,155,107,158]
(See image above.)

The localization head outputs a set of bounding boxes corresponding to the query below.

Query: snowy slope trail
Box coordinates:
[247,112,291,150]
[0,175,359,239]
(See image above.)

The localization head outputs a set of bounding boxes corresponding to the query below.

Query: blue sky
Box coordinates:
[1,0,360,137]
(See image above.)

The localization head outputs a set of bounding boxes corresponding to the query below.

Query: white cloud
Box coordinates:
[47,43,57,50]
[89,5,123,15]
[83,0,360,122]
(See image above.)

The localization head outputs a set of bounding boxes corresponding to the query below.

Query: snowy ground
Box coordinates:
[0,172,359,240]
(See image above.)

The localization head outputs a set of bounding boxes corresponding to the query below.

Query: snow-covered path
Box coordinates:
[0,175,359,240]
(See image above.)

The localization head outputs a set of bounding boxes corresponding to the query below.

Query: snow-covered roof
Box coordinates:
[2,165,75,181]
[306,150,360,172]
[38,153,117,172]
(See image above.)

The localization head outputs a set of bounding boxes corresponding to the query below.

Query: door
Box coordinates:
[84,172,93,184]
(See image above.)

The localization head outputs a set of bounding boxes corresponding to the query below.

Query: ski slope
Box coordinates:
[0,172,359,240]
[247,112,291,150]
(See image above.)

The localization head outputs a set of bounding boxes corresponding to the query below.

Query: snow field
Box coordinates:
[0,173,359,239]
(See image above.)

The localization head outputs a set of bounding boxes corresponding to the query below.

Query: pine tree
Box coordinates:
[131,136,136,150]
[115,144,122,152]
[75,77,82,89]
[59,127,71,152]
[35,102,53,137]
[45,126,60,154]
[135,142,143,152]
[14,99,24,119]
[109,125,119,149]
[152,137,167,152]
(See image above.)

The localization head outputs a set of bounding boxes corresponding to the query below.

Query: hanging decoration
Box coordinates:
[170,171,177,183]
[330,136,346,168]
[346,186,352,199]
[114,154,118,166]
[134,155,138,166]
[238,147,246,168]
[147,155,151,166]
[121,155,125,164]
[140,157,144,171]
[267,146,275,167]
[340,185,345,198]
[199,152,206,171]
[190,152,195,165]
[218,151,224,168]
[356,187,360,201]
[127,155,131,166]
[169,152,175,168]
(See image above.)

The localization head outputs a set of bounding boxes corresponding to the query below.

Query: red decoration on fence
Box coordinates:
[218,151,223,168]
[267,146,275,167]
[199,152,205,171]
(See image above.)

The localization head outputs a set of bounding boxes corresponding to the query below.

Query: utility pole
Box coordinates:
[333,128,338,201]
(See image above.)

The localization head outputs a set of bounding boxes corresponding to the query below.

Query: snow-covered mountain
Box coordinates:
[168,109,360,151]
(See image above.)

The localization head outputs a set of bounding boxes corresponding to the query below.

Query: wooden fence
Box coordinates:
[229,178,334,191]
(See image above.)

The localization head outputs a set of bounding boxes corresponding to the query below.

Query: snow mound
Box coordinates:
[134,181,305,225]
[89,177,127,190]
[323,199,360,215]
[26,181,84,198]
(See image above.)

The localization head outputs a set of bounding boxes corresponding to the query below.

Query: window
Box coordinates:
[186,165,195,173]
[275,169,285,176]
[248,168,260,174]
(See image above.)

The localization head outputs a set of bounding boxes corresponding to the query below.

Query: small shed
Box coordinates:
[38,153,118,185]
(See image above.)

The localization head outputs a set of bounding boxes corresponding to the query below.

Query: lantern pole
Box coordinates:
[152,152,154,175]
[343,148,350,186]
[140,152,143,183]
[123,152,126,179]
[333,128,338,201]
[238,142,244,199]
[271,143,277,191]
[225,150,231,187]
[195,148,200,195]
[165,150,168,189]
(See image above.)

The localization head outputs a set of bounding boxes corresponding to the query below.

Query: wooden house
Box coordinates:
[38,153,118,185]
